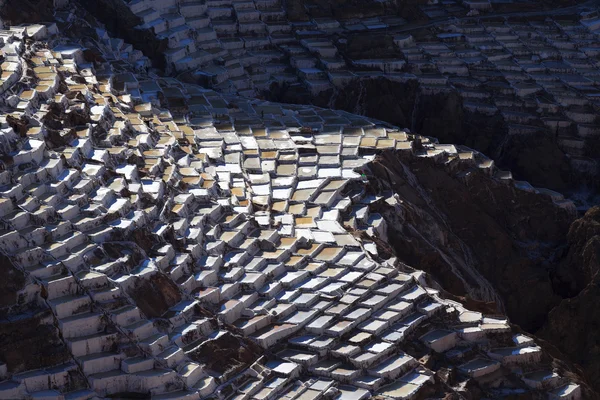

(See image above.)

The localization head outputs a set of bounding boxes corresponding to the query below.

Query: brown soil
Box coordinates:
[0,254,28,315]
[127,273,182,318]
[0,309,71,373]
[187,331,262,376]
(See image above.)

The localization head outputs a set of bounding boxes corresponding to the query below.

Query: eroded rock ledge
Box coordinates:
[367,149,573,332]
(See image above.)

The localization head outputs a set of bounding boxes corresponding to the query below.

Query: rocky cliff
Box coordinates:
[366,150,573,331]
[365,150,600,391]
[539,274,600,394]
[553,206,600,297]
[538,207,600,391]
[276,77,576,194]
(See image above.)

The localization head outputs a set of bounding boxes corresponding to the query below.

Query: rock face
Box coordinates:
[366,152,600,391]
[539,275,600,393]
[305,77,575,193]
[127,273,183,318]
[538,207,600,391]
[367,150,573,332]
[553,207,600,297]
[187,332,261,376]
[0,256,73,375]
[0,310,72,373]
[0,254,28,313]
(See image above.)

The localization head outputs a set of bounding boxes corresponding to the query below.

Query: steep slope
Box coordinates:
[0,21,592,398]
[298,77,575,193]
[363,150,600,391]
[539,274,600,394]
[0,1,597,398]
[553,206,600,296]
[538,207,600,391]
[366,149,574,332]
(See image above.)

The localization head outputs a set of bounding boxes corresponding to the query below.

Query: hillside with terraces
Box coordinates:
[0,0,598,399]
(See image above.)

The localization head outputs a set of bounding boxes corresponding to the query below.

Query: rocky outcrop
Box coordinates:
[187,332,262,376]
[0,254,28,314]
[367,150,574,332]
[537,207,600,391]
[539,273,600,392]
[323,77,574,193]
[127,273,182,318]
[553,207,600,297]
[0,310,72,374]
[0,256,72,375]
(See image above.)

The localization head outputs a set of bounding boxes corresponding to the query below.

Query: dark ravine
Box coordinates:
[365,149,600,391]
[539,273,600,395]
[552,206,600,297]
[367,150,572,331]
[270,77,581,194]
[538,207,600,391]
